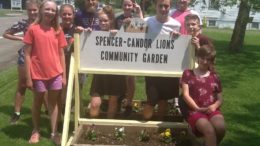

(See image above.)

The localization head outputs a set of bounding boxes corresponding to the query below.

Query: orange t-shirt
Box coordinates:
[23,24,67,80]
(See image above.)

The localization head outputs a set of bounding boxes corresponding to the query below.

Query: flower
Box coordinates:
[114,127,126,141]
[159,128,173,144]
[132,101,141,113]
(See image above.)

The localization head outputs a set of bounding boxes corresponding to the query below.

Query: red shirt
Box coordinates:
[23,24,67,80]
[181,69,222,108]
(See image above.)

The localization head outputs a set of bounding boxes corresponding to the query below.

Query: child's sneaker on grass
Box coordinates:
[29,131,40,144]
[10,113,20,124]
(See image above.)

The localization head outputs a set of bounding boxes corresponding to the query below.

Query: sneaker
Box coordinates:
[51,133,61,145]
[29,131,40,144]
[124,105,132,117]
[10,113,20,124]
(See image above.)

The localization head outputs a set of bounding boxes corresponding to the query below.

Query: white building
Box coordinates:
[192,0,260,30]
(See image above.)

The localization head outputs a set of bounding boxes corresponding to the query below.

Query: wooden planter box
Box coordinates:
[70,123,190,146]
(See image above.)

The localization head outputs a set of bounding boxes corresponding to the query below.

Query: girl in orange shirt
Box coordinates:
[23,0,67,144]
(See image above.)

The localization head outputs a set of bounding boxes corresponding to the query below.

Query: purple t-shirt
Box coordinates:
[74,9,100,30]
[181,69,222,108]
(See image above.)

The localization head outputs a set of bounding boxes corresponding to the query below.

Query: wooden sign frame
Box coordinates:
[61,29,195,146]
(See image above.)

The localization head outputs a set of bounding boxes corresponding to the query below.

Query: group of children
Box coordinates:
[3,0,74,145]
[3,0,225,146]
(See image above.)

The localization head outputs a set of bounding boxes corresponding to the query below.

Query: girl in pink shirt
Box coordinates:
[170,0,202,34]
[23,0,67,144]
[181,45,226,146]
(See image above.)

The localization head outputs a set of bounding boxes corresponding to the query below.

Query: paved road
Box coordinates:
[0,15,26,71]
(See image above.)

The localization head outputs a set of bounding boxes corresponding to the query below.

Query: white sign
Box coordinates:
[11,0,22,10]
[78,31,194,77]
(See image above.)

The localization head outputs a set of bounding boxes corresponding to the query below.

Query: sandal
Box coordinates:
[50,133,61,145]
[28,131,40,144]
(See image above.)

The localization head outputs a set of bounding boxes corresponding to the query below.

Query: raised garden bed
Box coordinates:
[70,99,190,146]
[70,124,190,146]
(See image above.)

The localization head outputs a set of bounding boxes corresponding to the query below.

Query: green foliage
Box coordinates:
[86,124,97,141]
[138,129,150,142]
[114,127,125,141]
[74,0,85,10]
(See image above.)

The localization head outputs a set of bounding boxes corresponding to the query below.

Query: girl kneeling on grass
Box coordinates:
[23,0,67,144]
[181,44,225,146]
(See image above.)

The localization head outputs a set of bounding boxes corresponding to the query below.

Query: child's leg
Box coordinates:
[143,104,154,120]
[210,114,226,145]
[195,118,217,146]
[43,92,49,113]
[157,99,168,120]
[107,96,118,119]
[47,90,61,135]
[89,96,102,118]
[32,91,45,132]
[125,76,135,106]
[14,65,27,113]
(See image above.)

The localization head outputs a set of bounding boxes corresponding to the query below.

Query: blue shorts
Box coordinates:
[33,75,62,92]
[17,47,25,65]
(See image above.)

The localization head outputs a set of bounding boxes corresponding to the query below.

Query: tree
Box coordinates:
[194,0,259,52]
[227,0,260,52]
[229,0,251,52]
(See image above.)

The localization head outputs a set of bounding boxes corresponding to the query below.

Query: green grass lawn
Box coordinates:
[0,28,260,146]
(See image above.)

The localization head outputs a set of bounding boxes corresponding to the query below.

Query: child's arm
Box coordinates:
[206,93,223,114]
[3,28,23,41]
[182,83,207,112]
[59,47,66,86]
[24,44,33,89]
[133,2,143,19]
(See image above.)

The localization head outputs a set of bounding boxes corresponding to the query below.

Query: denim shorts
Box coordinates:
[17,47,25,65]
[33,75,62,92]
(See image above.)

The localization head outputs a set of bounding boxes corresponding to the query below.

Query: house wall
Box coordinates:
[192,0,260,30]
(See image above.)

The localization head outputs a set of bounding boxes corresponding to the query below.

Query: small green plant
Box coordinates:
[138,129,150,142]
[159,128,173,144]
[114,127,125,141]
[86,124,97,141]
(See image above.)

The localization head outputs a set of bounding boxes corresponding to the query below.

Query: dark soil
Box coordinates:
[73,125,190,146]
[72,100,191,146]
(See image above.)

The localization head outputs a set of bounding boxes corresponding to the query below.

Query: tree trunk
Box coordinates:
[229,0,251,52]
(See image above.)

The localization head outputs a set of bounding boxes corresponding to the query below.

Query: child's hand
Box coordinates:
[191,36,200,49]
[109,29,118,36]
[75,26,84,33]
[123,17,132,25]
[84,27,93,32]
[196,107,208,113]
[206,104,217,114]
[26,79,33,90]
[170,31,180,40]
[62,76,67,86]
[133,2,141,14]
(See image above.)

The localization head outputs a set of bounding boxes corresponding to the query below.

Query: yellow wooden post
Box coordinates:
[74,33,80,131]
[61,54,75,146]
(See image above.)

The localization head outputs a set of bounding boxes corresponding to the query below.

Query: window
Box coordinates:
[252,22,259,29]
[208,20,216,27]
